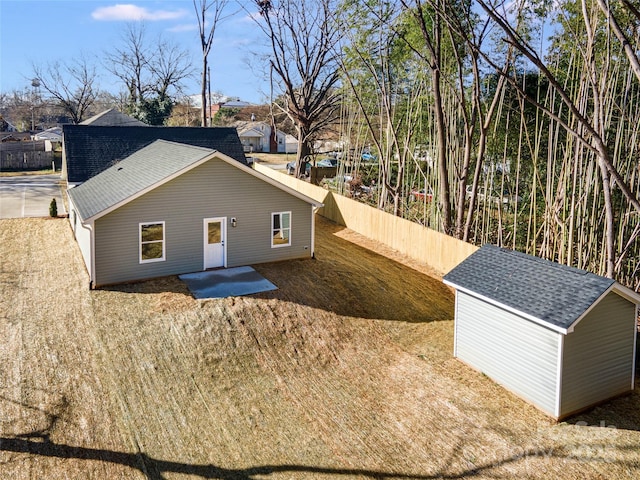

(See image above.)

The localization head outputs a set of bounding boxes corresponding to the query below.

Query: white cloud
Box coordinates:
[92,4,187,21]
[167,23,197,33]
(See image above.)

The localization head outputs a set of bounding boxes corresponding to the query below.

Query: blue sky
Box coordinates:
[0,1,270,104]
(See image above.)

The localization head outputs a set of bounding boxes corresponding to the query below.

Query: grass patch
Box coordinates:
[1,216,639,479]
[0,169,56,177]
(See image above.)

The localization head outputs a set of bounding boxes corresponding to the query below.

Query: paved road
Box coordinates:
[0,174,67,219]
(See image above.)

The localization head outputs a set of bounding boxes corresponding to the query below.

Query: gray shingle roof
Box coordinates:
[68,140,213,221]
[443,244,615,330]
[62,125,246,183]
[80,109,148,126]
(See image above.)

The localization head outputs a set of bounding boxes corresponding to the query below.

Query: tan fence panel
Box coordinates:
[255,163,477,274]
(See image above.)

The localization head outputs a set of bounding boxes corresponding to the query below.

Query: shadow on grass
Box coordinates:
[98,217,454,323]
[3,434,639,480]
[2,436,429,479]
[251,218,454,322]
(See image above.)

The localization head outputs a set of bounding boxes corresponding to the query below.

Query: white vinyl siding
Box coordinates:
[560,292,636,416]
[68,197,92,278]
[271,211,291,247]
[455,292,561,416]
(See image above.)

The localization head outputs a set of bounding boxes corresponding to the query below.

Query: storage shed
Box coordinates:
[68,140,321,287]
[443,244,639,420]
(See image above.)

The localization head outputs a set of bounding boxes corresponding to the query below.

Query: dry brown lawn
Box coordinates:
[249,153,293,165]
[1,216,639,479]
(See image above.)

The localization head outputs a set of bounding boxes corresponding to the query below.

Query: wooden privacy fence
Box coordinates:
[255,163,478,274]
[0,141,54,170]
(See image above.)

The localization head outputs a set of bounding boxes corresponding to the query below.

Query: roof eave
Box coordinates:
[443,279,569,335]
[80,152,215,223]
[214,150,324,208]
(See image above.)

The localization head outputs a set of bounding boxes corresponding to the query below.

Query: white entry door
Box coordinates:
[203,217,226,269]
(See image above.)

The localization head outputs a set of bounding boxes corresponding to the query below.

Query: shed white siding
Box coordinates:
[455,291,561,416]
[560,292,636,416]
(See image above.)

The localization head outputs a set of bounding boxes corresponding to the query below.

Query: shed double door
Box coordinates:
[204,217,226,269]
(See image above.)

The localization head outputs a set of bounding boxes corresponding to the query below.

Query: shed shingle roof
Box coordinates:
[443,244,617,331]
[63,125,246,183]
[68,140,214,221]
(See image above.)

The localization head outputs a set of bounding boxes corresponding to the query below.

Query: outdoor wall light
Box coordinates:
[231,217,237,227]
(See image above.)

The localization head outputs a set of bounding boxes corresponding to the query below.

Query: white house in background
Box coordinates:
[236,121,298,154]
[33,126,62,143]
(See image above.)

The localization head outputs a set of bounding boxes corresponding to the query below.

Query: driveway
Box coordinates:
[0,174,66,219]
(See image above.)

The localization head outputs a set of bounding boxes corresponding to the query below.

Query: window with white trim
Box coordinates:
[271,211,291,247]
[140,222,165,263]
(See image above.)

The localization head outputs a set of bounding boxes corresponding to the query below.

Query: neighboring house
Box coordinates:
[62,125,247,185]
[209,99,253,120]
[67,140,321,287]
[80,108,148,126]
[1,132,31,142]
[236,121,298,154]
[33,127,62,147]
[443,245,640,420]
[0,117,18,132]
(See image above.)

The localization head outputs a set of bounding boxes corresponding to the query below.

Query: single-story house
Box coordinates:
[33,127,62,147]
[61,125,247,185]
[236,121,298,154]
[443,244,640,420]
[67,140,321,287]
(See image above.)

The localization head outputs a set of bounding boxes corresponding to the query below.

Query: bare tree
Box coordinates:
[253,0,342,177]
[597,0,640,82]
[193,0,232,127]
[105,23,193,125]
[105,24,150,106]
[32,56,99,124]
[475,0,640,278]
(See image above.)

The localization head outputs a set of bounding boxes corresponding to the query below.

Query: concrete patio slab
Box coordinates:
[179,266,277,299]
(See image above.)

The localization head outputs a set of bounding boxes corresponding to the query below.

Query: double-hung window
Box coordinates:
[271,212,291,247]
[140,222,165,263]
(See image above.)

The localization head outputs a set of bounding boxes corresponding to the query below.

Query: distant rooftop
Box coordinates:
[80,109,147,127]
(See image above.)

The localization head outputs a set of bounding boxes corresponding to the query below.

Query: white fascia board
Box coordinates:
[84,150,324,223]
[612,284,640,305]
[443,279,569,335]
[566,282,640,333]
[566,284,615,333]
[82,154,214,223]
[215,151,324,208]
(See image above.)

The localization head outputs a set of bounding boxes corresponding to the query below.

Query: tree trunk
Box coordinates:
[432,66,451,234]
[296,125,311,178]
[201,56,208,127]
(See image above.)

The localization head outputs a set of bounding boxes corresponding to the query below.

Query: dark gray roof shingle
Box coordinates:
[79,108,148,126]
[63,125,246,183]
[68,140,213,221]
[443,244,615,330]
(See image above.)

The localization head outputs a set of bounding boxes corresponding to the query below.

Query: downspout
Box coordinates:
[87,221,96,289]
[311,205,321,259]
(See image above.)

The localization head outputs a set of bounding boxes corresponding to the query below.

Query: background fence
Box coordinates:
[255,163,478,275]
[0,141,54,171]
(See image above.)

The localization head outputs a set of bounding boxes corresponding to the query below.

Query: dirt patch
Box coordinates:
[1,217,639,479]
